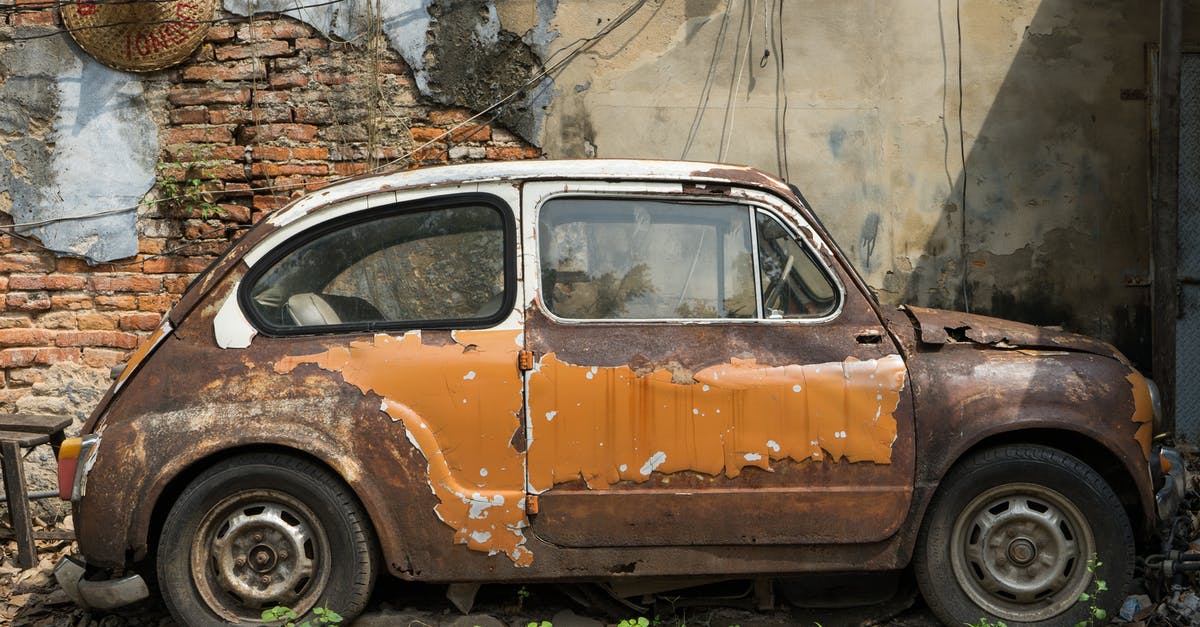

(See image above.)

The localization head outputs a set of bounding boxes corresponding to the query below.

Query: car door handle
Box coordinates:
[856,329,883,344]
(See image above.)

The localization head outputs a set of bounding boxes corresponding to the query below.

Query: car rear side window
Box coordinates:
[244,197,511,333]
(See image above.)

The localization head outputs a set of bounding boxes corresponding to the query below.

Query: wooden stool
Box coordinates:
[0,414,71,569]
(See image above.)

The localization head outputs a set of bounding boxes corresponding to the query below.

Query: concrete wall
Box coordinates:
[505,0,1165,368]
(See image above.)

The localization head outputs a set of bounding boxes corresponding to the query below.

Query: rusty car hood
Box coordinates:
[901,306,1126,364]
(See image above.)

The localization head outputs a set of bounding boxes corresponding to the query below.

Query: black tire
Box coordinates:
[157,453,377,626]
[914,444,1133,626]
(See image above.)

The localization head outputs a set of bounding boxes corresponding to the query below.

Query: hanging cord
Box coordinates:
[771,0,789,181]
[718,0,752,163]
[956,0,971,312]
[681,0,734,159]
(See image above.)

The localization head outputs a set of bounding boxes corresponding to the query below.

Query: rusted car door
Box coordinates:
[520,180,915,547]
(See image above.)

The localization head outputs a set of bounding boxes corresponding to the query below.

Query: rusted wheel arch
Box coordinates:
[142,443,391,579]
[924,427,1148,537]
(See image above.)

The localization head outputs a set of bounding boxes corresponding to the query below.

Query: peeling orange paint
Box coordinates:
[275,331,907,566]
[1127,371,1153,459]
[527,354,908,492]
[275,330,533,566]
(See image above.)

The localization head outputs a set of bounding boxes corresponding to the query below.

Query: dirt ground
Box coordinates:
[1,450,1196,627]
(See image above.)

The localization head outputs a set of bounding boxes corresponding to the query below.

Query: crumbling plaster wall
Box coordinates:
[509,0,1163,367]
[0,29,155,263]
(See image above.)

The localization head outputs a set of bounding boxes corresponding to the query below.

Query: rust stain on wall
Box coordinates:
[1127,371,1153,459]
[275,329,534,566]
[275,331,907,565]
[527,354,908,492]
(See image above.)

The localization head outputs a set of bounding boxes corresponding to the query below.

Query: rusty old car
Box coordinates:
[53,159,1185,625]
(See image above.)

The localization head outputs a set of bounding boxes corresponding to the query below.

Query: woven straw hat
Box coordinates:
[62,0,218,73]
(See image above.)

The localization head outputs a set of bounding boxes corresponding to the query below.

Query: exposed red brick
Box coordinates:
[12,10,57,26]
[54,258,92,273]
[168,87,251,106]
[313,72,355,85]
[270,72,309,89]
[55,331,140,350]
[252,163,328,177]
[77,313,119,331]
[162,279,191,296]
[412,145,449,162]
[9,368,46,385]
[293,106,332,124]
[94,295,138,311]
[295,38,328,51]
[252,146,292,161]
[252,91,292,106]
[163,126,236,144]
[238,22,314,40]
[214,40,291,61]
[8,274,88,291]
[83,348,129,368]
[37,311,78,330]
[0,329,52,347]
[7,292,50,311]
[0,349,38,368]
[34,348,81,365]
[252,195,291,211]
[205,25,236,42]
[291,147,330,160]
[333,163,369,176]
[169,108,209,125]
[182,61,266,82]
[90,275,163,293]
[0,317,32,330]
[237,123,319,143]
[119,313,162,332]
[409,127,443,142]
[208,164,248,181]
[486,146,542,160]
[50,294,93,311]
[139,294,175,312]
[451,125,491,143]
[0,254,55,273]
[219,204,252,223]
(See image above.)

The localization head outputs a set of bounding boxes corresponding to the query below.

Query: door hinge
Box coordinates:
[518,350,534,371]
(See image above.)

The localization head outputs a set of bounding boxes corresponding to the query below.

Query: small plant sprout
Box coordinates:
[1073,554,1107,627]
[261,604,343,627]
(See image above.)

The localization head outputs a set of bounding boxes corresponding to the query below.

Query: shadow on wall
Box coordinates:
[906,0,1154,369]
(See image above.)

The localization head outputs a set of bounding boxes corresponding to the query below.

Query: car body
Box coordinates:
[54,160,1185,625]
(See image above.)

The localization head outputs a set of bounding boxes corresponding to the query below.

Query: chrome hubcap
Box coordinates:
[192,490,330,620]
[950,483,1095,621]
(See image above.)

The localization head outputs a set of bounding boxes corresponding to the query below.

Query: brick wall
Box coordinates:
[0,9,540,414]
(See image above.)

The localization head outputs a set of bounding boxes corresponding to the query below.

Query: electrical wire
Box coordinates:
[718,0,752,163]
[681,0,734,159]
[771,0,789,181]
[956,0,970,313]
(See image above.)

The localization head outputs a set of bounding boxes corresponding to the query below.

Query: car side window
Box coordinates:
[755,210,838,318]
[245,201,508,331]
[539,198,756,319]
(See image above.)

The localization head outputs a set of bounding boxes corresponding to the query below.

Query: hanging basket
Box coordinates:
[62,0,219,73]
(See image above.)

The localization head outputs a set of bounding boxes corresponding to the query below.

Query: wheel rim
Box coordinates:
[190,489,332,621]
[949,482,1095,622]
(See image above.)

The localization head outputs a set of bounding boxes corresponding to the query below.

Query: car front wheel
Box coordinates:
[157,453,377,625]
[914,444,1133,626]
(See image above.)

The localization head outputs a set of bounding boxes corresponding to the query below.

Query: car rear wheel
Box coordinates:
[914,444,1133,626]
[157,453,377,625]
